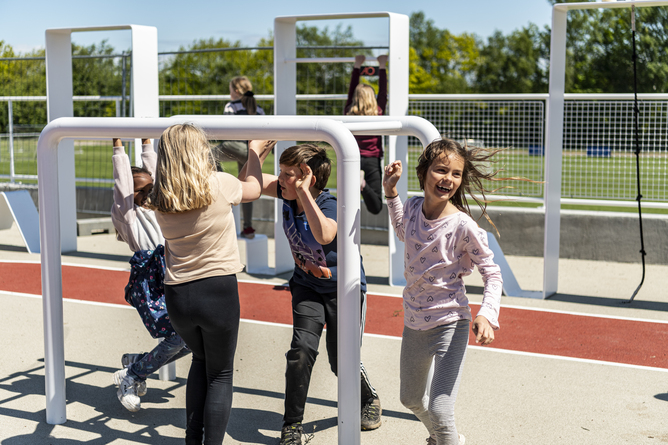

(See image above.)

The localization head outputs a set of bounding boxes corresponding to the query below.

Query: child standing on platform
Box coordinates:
[257,144,382,445]
[110,138,191,412]
[345,54,388,215]
[383,139,506,445]
[212,75,266,239]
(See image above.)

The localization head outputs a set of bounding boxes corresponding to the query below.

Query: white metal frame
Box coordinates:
[274,12,410,285]
[37,115,434,445]
[45,25,158,252]
[544,0,668,298]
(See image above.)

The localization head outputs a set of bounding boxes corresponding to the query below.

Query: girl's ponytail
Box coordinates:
[231,76,257,115]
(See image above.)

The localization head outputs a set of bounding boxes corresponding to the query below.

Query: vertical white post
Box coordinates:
[45,29,78,253]
[387,13,410,287]
[543,9,568,298]
[273,17,299,274]
[130,25,159,166]
[8,100,15,182]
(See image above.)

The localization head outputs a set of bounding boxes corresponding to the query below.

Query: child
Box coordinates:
[147,124,267,445]
[382,139,505,445]
[345,54,388,215]
[110,138,191,412]
[257,144,382,445]
[212,75,266,239]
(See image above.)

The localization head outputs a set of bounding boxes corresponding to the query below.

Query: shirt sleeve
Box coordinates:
[344,67,361,113]
[377,68,387,114]
[386,195,406,242]
[111,145,140,252]
[318,193,338,221]
[463,222,502,329]
[140,143,157,180]
[215,172,243,206]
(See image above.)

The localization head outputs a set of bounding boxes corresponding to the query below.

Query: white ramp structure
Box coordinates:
[45,25,158,252]
[543,0,668,298]
[274,12,411,285]
[37,115,437,445]
[0,190,40,253]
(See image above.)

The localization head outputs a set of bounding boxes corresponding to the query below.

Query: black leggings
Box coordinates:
[165,275,240,445]
[361,156,383,215]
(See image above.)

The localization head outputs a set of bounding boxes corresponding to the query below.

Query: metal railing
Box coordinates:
[2,93,668,212]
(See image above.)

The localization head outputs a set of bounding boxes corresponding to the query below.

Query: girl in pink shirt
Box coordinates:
[383,138,518,445]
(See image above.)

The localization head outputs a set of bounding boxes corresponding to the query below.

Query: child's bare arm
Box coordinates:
[239,140,272,203]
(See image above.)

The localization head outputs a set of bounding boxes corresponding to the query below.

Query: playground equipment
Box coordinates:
[274,12,410,285]
[0,190,40,253]
[37,115,437,445]
[45,25,158,253]
[543,0,668,298]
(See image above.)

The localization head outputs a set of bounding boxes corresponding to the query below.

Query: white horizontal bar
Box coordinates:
[555,0,668,12]
[283,57,378,64]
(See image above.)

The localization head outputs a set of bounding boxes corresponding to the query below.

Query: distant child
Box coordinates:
[110,138,191,412]
[345,54,388,215]
[257,144,382,445]
[212,75,266,239]
[383,139,507,445]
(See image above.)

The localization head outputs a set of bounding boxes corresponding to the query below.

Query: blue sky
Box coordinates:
[1,0,553,54]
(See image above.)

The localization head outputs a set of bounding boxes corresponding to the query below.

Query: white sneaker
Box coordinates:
[113,368,141,412]
[118,354,148,397]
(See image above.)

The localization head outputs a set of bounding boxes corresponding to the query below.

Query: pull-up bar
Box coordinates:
[283,57,381,63]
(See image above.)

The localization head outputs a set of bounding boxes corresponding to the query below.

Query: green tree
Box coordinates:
[474,24,549,93]
[409,11,479,93]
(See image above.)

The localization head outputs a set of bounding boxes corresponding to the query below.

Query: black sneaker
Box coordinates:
[361,396,382,430]
[279,423,303,445]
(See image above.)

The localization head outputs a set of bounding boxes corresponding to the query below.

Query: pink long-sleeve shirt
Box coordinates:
[387,196,502,331]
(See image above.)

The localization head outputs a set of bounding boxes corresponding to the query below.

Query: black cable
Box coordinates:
[626,5,647,304]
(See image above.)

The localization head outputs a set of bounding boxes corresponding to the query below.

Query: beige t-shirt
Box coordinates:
[157,172,244,285]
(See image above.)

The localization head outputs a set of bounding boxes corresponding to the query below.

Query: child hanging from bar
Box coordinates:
[110,137,191,412]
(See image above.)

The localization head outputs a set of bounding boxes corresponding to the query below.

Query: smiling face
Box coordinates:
[133,173,153,207]
[277,164,303,201]
[422,152,464,204]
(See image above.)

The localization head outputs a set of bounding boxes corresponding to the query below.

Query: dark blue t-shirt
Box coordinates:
[277,187,366,294]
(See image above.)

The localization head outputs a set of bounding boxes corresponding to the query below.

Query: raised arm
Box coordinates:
[239,140,273,202]
[376,54,388,114]
[383,160,406,241]
[344,55,365,112]
[139,138,157,179]
[296,164,337,245]
[110,139,140,251]
[239,140,278,198]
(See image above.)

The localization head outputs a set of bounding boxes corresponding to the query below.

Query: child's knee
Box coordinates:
[286,346,318,373]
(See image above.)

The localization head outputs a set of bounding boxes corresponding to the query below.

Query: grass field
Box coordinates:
[2,137,666,214]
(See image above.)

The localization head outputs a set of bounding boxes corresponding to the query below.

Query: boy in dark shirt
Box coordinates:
[255,142,382,444]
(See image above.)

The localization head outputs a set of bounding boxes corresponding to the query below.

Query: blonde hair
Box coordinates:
[346,84,378,116]
[230,76,257,115]
[147,123,215,213]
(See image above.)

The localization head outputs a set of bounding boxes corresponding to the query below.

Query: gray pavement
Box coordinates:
[1,222,667,444]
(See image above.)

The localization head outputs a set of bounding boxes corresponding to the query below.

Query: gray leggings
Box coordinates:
[212,140,253,229]
[400,320,469,445]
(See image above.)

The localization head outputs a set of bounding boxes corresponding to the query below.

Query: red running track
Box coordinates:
[1,262,666,369]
